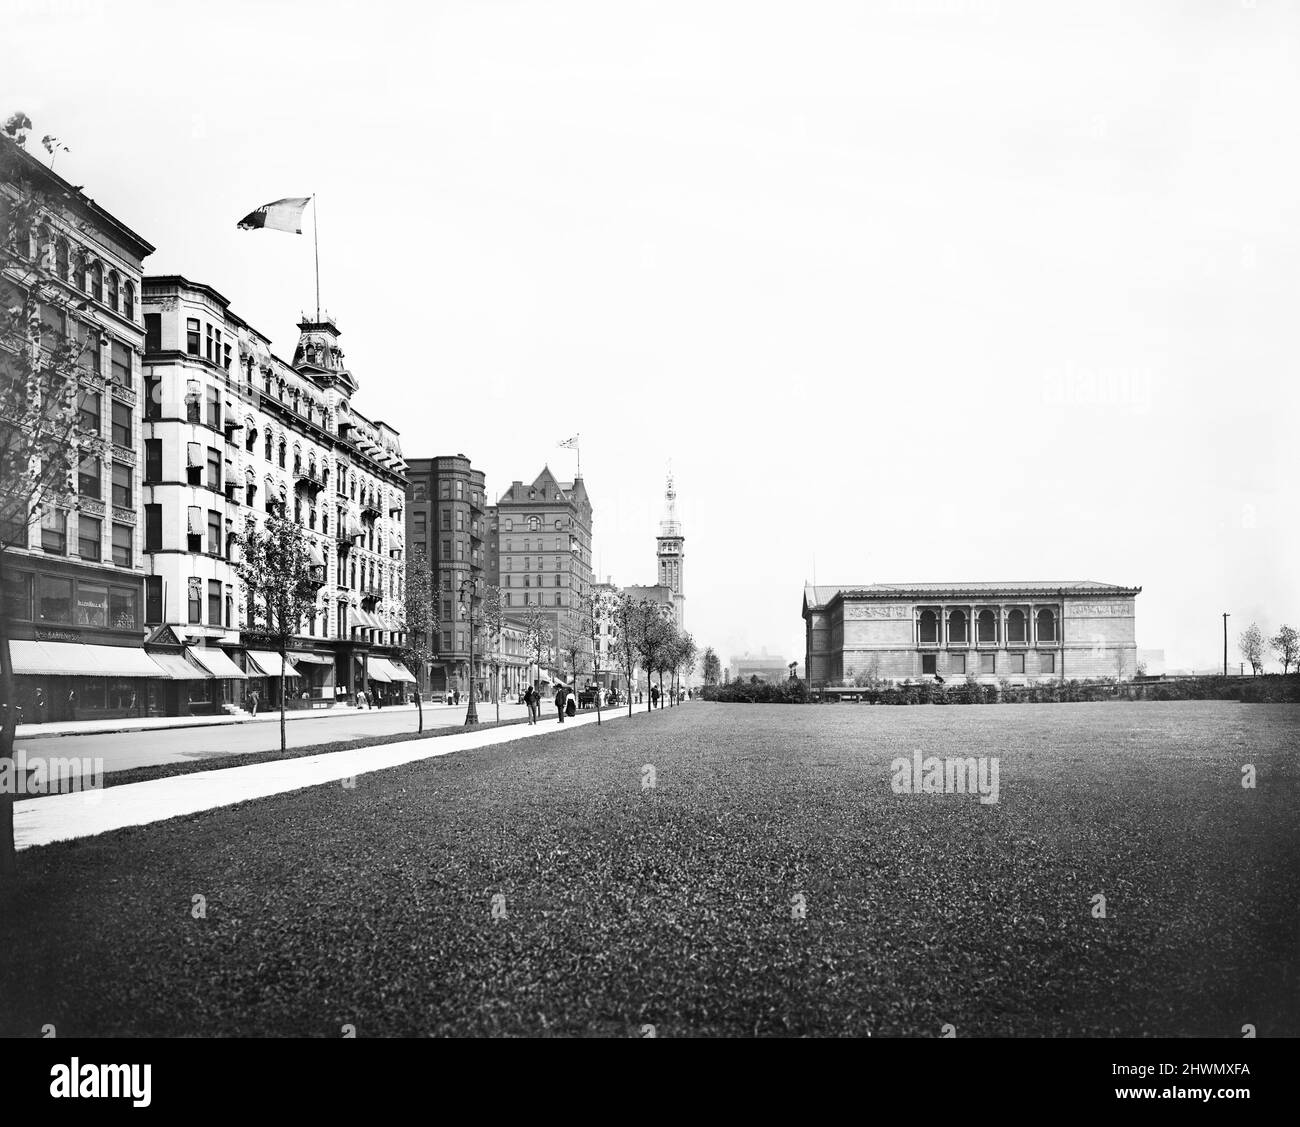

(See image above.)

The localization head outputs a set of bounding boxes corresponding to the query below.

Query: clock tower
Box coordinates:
[656,472,685,628]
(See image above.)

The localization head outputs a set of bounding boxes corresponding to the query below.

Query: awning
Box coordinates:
[365,660,393,683]
[306,543,326,567]
[375,658,417,683]
[349,608,378,630]
[244,650,300,678]
[288,651,333,666]
[187,647,248,679]
[145,652,210,681]
[9,640,170,678]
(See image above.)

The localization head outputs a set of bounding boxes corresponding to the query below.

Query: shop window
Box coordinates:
[77,582,109,627]
[39,574,73,623]
[2,571,33,621]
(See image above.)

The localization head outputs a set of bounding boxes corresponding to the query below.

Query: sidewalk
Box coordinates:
[15,706,635,851]
[15,699,480,740]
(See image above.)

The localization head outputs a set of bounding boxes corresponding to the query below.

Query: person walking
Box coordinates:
[523,684,535,725]
[249,689,260,717]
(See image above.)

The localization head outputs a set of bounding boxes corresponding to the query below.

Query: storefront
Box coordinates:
[365,656,417,704]
[8,638,168,723]
[188,646,248,709]
[242,649,300,709]
[287,650,335,704]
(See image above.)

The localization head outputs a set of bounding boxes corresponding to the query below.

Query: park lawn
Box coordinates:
[0,701,1295,1037]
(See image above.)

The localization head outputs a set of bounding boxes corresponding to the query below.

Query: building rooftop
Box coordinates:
[804,581,1142,610]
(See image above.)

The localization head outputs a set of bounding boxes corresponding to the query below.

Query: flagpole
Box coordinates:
[312,194,320,321]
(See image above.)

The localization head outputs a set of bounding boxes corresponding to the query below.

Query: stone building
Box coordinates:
[139,277,414,711]
[802,581,1142,689]
[655,473,685,628]
[404,453,488,696]
[1,136,162,722]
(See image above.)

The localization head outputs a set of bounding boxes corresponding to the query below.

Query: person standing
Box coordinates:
[554,682,568,724]
[523,684,535,725]
[249,689,260,717]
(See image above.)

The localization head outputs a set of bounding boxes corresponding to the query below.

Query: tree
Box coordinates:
[1238,622,1265,676]
[235,511,319,752]
[701,646,721,686]
[1,117,102,880]
[1270,624,1299,675]
[561,621,584,694]
[581,588,618,726]
[522,604,553,696]
[399,546,438,733]
[674,630,697,704]
[481,584,505,723]
[627,598,669,713]
[611,593,641,718]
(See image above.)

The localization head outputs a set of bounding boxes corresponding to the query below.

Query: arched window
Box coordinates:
[245,422,257,453]
[293,446,302,474]
[55,238,69,281]
[505,519,513,531]
[123,281,135,320]
[554,520,561,530]
[1037,608,1057,643]
[107,270,119,311]
[264,430,272,460]
[278,440,287,469]
[528,516,540,532]
[555,594,562,606]
[948,609,968,644]
[1007,609,1026,643]
[977,609,997,643]
[75,251,87,291]
[919,610,939,644]
[90,261,103,302]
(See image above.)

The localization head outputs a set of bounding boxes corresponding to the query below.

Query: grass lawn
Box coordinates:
[1,701,1295,1037]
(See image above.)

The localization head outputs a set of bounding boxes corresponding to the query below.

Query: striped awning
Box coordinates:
[365,660,393,683]
[187,647,248,680]
[288,651,333,666]
[146,652,210,681]
[371,657,417,683]
[9,640,170,678]
[244,650,300,678]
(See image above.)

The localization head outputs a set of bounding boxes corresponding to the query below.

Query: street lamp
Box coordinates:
[459,575,481,725]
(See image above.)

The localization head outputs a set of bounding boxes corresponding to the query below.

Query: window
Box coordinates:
[223,343,231,371]
[107,271,119,311]
[555,520,562,530]
[1008,653,1025,674]
[2,571,33,621]
[555,594,562,606]
[186,381,201,424]
[949,653,966,675]
[39,575,73,623]
[144,439,162,483]
[188,581,202,624]
[529,516,540,532]
[207,510,221,555]
[977,609,997,643]
[278,440,286,469]
[41,507,66,554]
[111,400,131,447]
[145,374,160,419]
[111,462,132,508]
[78,455,101,499]
[123,282,135,321]
[505,518,513,531]
[948,610,968,644]
[442,598,452,621]
[1040,652,1056,674]
[264,430,272,460]
[187,318,200,355]
[505,593,511,607]
[207,447,221,490]
[442,538,451,557]
[111,340,130,387]
[78,514,102,561]
[55,239,69,281]
[1037,608,1057,643]
[112,523,132,566]
[208,579,221,625]
[90,261,103,302]
[207,386,221,429]
[555,574,561,587]
[918,609,939,645]
[1006,609,1026,644]
[77,389,101,435]
[205,323,214,362]
[980,652,995,674]
[77,582,108,627]
[523,557,530,571]
[145,504,161,551]
[146,576,163,624]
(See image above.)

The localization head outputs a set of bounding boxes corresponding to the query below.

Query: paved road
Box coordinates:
[15,701,535,774]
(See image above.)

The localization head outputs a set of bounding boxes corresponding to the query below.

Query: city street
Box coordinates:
[15,700,533,774]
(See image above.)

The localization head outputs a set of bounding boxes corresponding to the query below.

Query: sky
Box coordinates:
[6,0,1298,672]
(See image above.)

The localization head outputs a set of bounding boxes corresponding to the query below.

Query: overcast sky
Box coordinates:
[6,0,1297,671]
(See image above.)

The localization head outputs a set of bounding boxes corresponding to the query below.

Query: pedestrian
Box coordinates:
[454,688,460,706]
[249,689,259,717]
[34,687,46,725]
[554,682,568,724]
[357,689,367,710]
[523,684,535,724]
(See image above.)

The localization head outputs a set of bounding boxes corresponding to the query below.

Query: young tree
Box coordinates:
[235,512,319,752]
[0,116,101,880]
[399,545,438,733]
[581,588,618,726]
[630,600,669,713]
[522,603,553,698]
[1238,622,1265,676]
[701,646,721,686]
[561,622,584,697]
[674,630,697,705]
[1270,624,1298,675]
[611,593,641,718]
[481,584,505,723]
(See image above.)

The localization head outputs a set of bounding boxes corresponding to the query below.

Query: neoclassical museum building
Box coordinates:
[802,581,1142,690]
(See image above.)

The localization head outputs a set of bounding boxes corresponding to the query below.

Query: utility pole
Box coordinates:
[461,576,480,725]
[1223,612,1230,677]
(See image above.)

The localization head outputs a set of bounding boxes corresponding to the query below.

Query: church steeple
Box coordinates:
[656,470,685,628]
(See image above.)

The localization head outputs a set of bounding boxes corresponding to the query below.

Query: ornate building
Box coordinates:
[803,581,1142,690]
[655,472,685,628]
[139,277,414,710]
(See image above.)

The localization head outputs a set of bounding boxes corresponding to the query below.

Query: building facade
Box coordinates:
[488,467,594,684]
[729,653,791,684]
[802,581,1142,689]
[655,473,685,629]
[140,277,414,710]
[405,454,488,696]
[1,137,164,722]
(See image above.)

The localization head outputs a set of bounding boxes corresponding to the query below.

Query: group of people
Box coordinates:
[522,682,577,725]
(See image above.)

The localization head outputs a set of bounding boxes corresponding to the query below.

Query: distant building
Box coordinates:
[405,454,488,696]
[729,652,790,684]
[802,581,1142,689]
[655,473,685,628]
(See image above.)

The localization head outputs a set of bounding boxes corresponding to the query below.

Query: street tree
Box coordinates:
[522,603,553,697]
[561,621,584,695]
[701,647,721,686]
[1270,624,1298,675]
[611,593,641,718]
[481,583,505,723]
[1238,622,1265,676]
[581,588,618,726]
[235,511,320,752]
[674,630,697,704]
[0,116,104,880]
[399,545,437,733]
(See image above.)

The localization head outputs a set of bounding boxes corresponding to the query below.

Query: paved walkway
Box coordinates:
[14,706,636,852]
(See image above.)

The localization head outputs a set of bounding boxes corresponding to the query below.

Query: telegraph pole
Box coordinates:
[1223,613,1230,677]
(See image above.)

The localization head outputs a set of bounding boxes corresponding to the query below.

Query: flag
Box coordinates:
[558,435,578,449]
[237,197,311,234]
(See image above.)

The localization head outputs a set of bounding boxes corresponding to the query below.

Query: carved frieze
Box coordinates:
[845,604,911,620]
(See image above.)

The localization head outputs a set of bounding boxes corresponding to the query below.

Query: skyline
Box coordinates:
[5,0,1298,671]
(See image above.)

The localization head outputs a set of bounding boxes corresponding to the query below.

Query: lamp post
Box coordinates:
[459,575,481,725]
